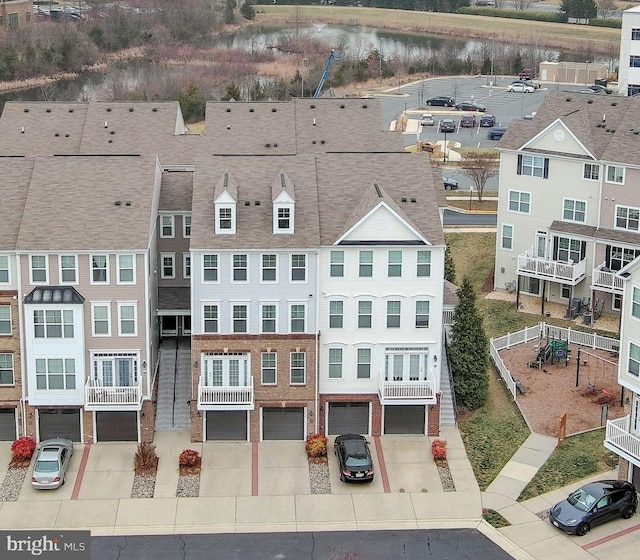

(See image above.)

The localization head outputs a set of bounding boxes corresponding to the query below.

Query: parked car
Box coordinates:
[31,438,74,489]
[334,434,374,482]
[476,0,495,5]
[511,79,538,89]
[459,114,476,128]
[420,113,435,126]
[443,176,459,190]
[507,83,535,93]
[487,127,507,140]
[439,119,456,133]
[588,84,612,94]
[550,480,637,536]
[518,68,533,79]
[577,88,601,94]
[455,101,486,112]
[426,95,455,107]
[480,114,496,127]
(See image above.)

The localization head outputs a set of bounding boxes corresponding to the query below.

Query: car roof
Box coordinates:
[335,433,367,442]
[39,437,72,447]
[37,449,61,461]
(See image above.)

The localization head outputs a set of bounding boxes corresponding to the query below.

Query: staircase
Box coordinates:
[439,340,457,428]
[155,338,191,431]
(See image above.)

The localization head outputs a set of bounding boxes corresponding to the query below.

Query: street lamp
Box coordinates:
[443,130,448,163]
[585,60,591,89]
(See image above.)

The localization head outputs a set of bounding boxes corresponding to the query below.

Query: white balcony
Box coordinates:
[517,246,586,285]
[378,377,437,405]
[85,378,143,411]
[591,262,624,295]
[198,375,254,411]
[604,416,640,466]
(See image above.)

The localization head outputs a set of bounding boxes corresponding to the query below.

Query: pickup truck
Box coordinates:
[518,69,533,79]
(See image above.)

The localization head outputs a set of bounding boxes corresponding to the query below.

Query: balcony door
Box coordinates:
[632,394,640,437]
[203,354,249,387]
[535,231,547,258]
[93,354,138,387]
[385,348,429,382]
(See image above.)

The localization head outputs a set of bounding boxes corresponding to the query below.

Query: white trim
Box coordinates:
[507,189,532,215]
[90,254,110,285]
[160,252,176,280]
[231,254,249,283]
[0,254,10,284]
[605,164,625,185]
[0,304,12,336]
[29,254,49,285]
[260,302,278,334]
[289,253,307,284]
[91,302,111,337]
[117,302,138,337]
[182,214,192,238]
[201,253,219,284]
[260,253,278,284]
[289,302,306,333]
[561,197,587,224]
[58,254,78,285]
[160,214,175,238]
[117,254,136,285]
[182,253,191,279]
[202,302,219,334]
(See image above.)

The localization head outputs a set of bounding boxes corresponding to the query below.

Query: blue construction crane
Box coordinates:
[313,50,340,98]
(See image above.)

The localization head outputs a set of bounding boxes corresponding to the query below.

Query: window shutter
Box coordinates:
[543,158,549,179]
[517,154,522,175]
[552,237,559,260]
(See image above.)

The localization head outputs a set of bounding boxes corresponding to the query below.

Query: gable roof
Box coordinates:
[0,157,35,250]
[159,170,193,212]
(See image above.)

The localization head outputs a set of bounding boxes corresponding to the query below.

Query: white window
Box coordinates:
[358,300,372,328]
[359,251,373,277]
[161,215,174,238]
[118,254,135,284]
[583,163,600,181]
[555,237,584,263]
[118,303,137,336]
[161,253,175,279]
[633,28,640,40]
[91,255,109,284]
[290,304,305,333]
[417,251,431,277]
[277,207,292,232]
[290,352,306,384]
[291,254,306,282]
[261,352,277,384]
[501,224,514,250]
[0,306,11,335]
[262,254,277,282]
[183,215,191,238]
[387,301,401,328]
[508,191,531,213]
[261,304,277,333]
[606,165,624,184]
[0,255,9,283]
[183,253,191,279]
[613,294,622,311]
[329,301,343,328]
[34,310,74,338]
[384,348,429,382]
[232,304,248,333]
[36,358,76,390]
[92,353,138,387]
[616,206,640,232]
[562,199,586,223]
[330,251,344,277]
[416,301,430,328]
[202,353,249,387]
[59,255,77,283]
[633,287,640,320]
[518,155,548,178]
[203,254,218,282]
[328,348,343,379]
[30,255,48,284]
[0,353,13,385]
[609,246,640,271]
[203,304,218,333]
[216,206,235,234]
[233,254,248,282]
[92,303,110,336]
[388,250,402,277]
[357,348,371,379]
[629,342,640,378]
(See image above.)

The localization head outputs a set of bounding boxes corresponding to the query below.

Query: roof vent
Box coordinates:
[104,120,108,128]
[54,133,59,137]
[226,108,231,112]
[108,139,113,143]
[410,197,417,203]
[129,108,134,112]
[46,109,51,113]
[265,143,271,147]
[125,201,131,206]
[115,200,122,206]
[565,97,572,102]
[106,108,112,112]
[271,108,277,112]
[21,127,24,134]
[245,201,251,206]
[23,108,29,113]
[152,107,158,112]
[401,197,407,202]
[274,142,278,147]
[340,104,345,109]
[374,183,383,198]
[227,124,231,130]
[611,102,617,106]
[65,134,69,138]
[320,140,325,144]
[310,104,316,109]
[69,109,74,113]
[255,201,261,206]
[587,100,593,104]
[362,104,368,108]
[110,131,115,135]
[249,108,254,112]
[312,140,317,144]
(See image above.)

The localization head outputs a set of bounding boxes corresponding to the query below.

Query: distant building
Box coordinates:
[0,0,32,29]
[618,5,640,96]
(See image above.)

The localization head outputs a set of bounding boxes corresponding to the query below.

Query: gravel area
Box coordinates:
[436,461,456,492]
[0,467,28,502]
[309,459,331,494]
[131,473,156,498]
[176,474,200,497]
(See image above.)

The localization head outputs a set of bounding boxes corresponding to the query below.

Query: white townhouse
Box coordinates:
[618,5,640,97]
[494,92,640,326]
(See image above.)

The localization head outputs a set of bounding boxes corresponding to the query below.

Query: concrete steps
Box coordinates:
[155,338,191,431]
[439,342,457,428]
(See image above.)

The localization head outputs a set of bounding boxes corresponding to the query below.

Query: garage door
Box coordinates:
[328,402,369,435]
[96,411,138,441]
[384,405,426,435]
[0,408,16,441]
[38,409,81,441]
[206,411,248,441]
[263,408,304,440]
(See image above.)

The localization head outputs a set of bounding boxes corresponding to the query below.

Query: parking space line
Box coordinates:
[373,436,390,493]
[251,441,258,496]
[582,522,640,549]
[71,443,91,500]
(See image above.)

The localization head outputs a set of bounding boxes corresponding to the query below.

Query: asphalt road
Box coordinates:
[443,208,497,227]
[91,529,515,560]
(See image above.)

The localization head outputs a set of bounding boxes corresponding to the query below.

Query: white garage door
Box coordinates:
[263,408,304,440]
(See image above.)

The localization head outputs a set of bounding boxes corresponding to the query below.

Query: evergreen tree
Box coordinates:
[240,1,256,20]
[220,82,241,101]
[444,244,456,284]
[224,0,235,24]
[448,277,489,410]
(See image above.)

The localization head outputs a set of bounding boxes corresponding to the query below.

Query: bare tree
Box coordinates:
[459,151,499,202]
[597,0,616,18]
[513,0,534,10]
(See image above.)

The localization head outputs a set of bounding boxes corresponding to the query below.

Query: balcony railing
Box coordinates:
[517,246,586,285]
[604,416,640,465]
[591,262,624,295]
[85,378,143,410]
[198,375,254,410]
[378,377,437,405]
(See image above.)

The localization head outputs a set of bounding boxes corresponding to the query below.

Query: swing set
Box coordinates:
[575,348,619,405]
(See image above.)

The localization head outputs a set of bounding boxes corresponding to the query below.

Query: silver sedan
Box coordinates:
[31,438,74,489]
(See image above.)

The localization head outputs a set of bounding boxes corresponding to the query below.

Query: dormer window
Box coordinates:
[215,205,235,234]
[272,171,295,234]
[220,208,232,230]
[278,208,290,230]
[214,171,237,235]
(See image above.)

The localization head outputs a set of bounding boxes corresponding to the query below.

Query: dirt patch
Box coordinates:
[499,341,624,437]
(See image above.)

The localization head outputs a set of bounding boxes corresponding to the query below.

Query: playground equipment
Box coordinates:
[528,336,569,369]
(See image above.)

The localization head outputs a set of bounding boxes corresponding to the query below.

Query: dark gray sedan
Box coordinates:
[334,434,374,482]
[31,438,74,489]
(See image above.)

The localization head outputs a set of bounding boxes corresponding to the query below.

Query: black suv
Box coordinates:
[480,114,496,127]
[426,95,455,107]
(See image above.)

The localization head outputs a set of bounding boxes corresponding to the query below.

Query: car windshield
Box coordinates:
[35,460,59,473]
[567,488,598,511]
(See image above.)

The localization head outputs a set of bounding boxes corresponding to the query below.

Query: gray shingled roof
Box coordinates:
[0,157,35,250]
[158,287,191,311]
[16,155,159,251]
[498,92,640,165]
[159,170,193,212]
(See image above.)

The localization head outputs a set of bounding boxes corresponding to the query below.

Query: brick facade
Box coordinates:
[618,457,629,482]
[0,292,22,423]
[140,399,156,443]
[427,393,441,437]
[191,333,317,442]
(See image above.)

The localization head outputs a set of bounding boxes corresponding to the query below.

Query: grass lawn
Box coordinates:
[447,199,497,212]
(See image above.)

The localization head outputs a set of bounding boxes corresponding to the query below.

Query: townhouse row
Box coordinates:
[0,98,452,444]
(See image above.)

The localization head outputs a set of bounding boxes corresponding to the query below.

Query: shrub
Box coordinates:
[134,442,158,474]
[305,434,328,458]
[179,449,200,467]
[11,437,36,462]
[431,439,448,461]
